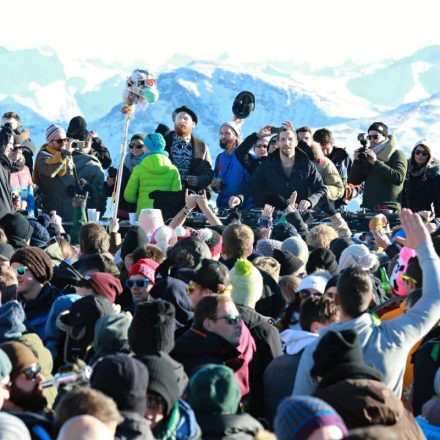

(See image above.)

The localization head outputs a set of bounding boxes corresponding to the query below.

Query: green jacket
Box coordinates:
[124,153,182,214]
[348,135,407,210]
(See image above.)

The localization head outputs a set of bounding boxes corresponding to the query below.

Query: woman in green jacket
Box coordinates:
[124,133,182,215]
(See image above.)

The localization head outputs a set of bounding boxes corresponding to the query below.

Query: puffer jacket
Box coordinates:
[124,153,182,214]
[315,157,344,201]
[10,163,35,216]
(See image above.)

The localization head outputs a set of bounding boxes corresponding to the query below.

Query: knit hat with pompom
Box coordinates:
[230,259,263,309]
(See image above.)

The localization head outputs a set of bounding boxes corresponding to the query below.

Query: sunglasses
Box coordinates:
[21,363,42,380]
[11,146,22,152]
[401,274,417,284]
[15,266,28,276]
[54,138,68,145]
[367,134,380,140]
[414,150,428,157]
[255,144,268,149]
[129,143,144,150]
[126,278,150,288]
[211,314,241,325]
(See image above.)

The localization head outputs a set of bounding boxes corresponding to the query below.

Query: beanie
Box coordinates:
[230,259,263,309]
[0,412,31,440]
[0,301,26,342]
[144,133,168,156]
[338,244,378,272]
[221,121,241,139]
[120,226,149,260]
[167,237,211,269]
[11,247,53,283]
[0,243,14,261]
[128,300,175,355]
[0,213,34,249]
[422,397,440,426]
[28,218,50,247]
[66,116,87,138]
[186,364,241,415]
[129,258,159,285]
[281,236,309,264]
[271,222,298,242]
[297,273,329,294]
[90,354,149,415]
[93,313,132,360]
[138,353,180,417]
[274,396,348,440]
[46,124,66,144]
[255,238,282,257]
[368,122,388,138]
[273,249,304,276]
[306,248,338,275]
[79,272,123,304]
[0,348,12,380]
[329,237,355,262]
[0,341,38,380]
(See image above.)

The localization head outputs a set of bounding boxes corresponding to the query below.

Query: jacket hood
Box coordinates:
[72,151,102,168]
[280,328,318,355]
[140,153,176,175]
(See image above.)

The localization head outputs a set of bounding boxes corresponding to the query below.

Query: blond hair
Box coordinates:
[253,256,280,282]
[307,224,338,249]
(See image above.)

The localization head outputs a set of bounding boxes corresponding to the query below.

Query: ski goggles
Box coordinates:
[126,278,150,289]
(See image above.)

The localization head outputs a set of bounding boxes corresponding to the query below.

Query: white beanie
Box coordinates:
[230,259,263,309]
[297,273,329,294]
[338,244,379,272]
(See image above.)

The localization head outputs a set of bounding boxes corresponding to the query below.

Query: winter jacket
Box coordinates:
[164,131,213,191]
[115,410,154,440]
[264,329,317,423]
[236,305,282,417]
[313,363,424,439]
[348,135,407,210]
[234,133,265,174]
[416,415,440,439]
[171,325,254,397]
[412,326,440,415]
[72,151,106,213]
[327,145,352,183]
[214,150,251,208]
[402,159,440,216]
[10,163,35,216]
[314,157,344,201]
[0,153,13,218]
[91,136,112,170]
[250,150,326,209]
[294,240,440,398]
[18,283,61,342]
[124,153,182,214]
[33,144,77,221]
[117,154,143,219]
[195,412,263,440]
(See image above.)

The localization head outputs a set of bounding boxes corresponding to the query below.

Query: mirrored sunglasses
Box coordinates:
[126,278,150,288]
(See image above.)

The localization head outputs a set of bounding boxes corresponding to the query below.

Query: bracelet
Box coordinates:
[182,206,193,215]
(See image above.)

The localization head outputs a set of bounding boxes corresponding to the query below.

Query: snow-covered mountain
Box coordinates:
[0,45,438,162]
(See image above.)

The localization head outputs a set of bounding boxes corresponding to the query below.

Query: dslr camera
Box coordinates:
[357,133,369,161]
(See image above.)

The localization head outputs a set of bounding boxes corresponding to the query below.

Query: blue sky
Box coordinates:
[4,0,440,68]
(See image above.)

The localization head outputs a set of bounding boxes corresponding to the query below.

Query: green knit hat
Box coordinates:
[230,259,263,309]
[186,364,241,415]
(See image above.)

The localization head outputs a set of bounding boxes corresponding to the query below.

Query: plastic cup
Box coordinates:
[129,213,137,225]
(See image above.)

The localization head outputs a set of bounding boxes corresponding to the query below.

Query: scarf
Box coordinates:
[44,145,70,177]
[124,152,143,171]
[371,139,388,156]
[153,403,180,440]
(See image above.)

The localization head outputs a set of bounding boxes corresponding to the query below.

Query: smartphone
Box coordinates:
[76,141,86,149]
[270,126,281,134]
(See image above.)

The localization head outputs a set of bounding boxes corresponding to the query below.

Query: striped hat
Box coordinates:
[46,124,66,143]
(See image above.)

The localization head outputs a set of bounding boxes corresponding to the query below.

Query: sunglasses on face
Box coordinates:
[414,150,428,157]
[126,278,150,288]
[129,143,144,150]
[211,314,241,325]
[21,363,42,380]
[367,134,380,140]
[54,138,68,145]
[11,146,22,152]
[255,144,268,149]
[15,266,28,276]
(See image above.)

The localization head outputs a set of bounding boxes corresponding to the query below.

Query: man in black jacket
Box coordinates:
[161,106,213,192]
[250,127,326,209]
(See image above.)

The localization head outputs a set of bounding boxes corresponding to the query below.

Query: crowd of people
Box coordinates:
[0,106,438,439]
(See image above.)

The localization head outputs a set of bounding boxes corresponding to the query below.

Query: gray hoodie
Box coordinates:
[293,240,440,397]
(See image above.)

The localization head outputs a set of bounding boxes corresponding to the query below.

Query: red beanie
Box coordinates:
[129,259,159,284]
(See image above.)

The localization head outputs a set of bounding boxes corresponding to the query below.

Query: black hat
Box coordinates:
[138,353,180,417]
[91,354,149,415]
[329,238,355,262]
[128,299,176,355]
[178,259,230,292]
[311,329,363,378]
[120,226,149,260]
[0,213,34,249]
[306,248,338,275]
[149,277,193,331]
[272,222,298,241]
[368,122,388,138]
[66,116,87,138]
[130,133,146,143]
[273,249,304,276]
[232,91,255,119]
[172,106,198,125]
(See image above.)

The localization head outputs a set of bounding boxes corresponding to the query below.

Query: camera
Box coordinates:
[357,133,369,161]
[271,126,281,135]
[71,140,86,150]
[211,177,224,193]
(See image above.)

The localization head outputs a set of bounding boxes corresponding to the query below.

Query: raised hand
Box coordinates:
[262,204,275,218]
[184,189,198,210]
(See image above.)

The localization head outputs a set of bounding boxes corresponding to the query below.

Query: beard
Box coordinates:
[175,124,192,138]
[9,382,47,412]
[219,140,228,150]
